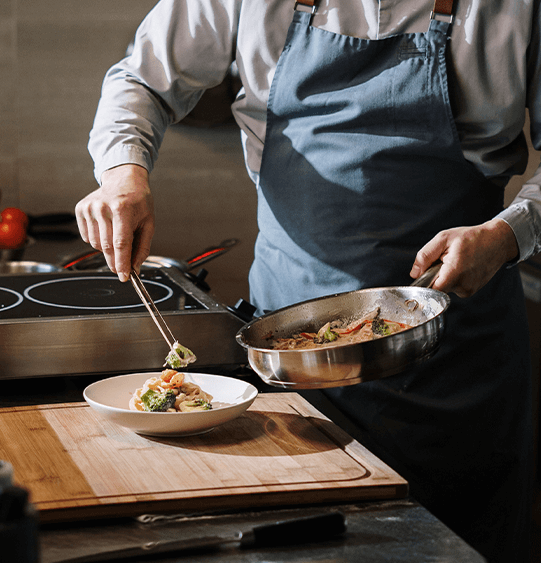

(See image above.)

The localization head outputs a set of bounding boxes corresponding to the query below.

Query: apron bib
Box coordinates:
[252,3,533,562]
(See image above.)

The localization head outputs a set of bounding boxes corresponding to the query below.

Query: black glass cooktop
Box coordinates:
[0,269,202,319]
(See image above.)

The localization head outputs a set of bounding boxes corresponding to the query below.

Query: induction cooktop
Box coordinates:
[0,269,201,319]
[0,268,246,380]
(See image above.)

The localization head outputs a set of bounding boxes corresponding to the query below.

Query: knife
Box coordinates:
[56,511,346,563]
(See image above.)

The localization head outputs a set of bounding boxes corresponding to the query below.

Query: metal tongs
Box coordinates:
[129,269,196,367]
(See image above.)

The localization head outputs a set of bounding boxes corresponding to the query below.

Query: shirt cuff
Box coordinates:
[495,203,537,265]
[93,145,152,185]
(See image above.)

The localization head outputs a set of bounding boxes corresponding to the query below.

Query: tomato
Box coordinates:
[1,207,29,228]
[0,220,27,249]
[0,207,29,249]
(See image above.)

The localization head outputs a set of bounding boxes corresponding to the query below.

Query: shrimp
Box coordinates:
[160,369,185,388]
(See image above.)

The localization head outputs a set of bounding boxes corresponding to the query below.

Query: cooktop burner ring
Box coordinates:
[0,287,24,313]
[23,276,174,311]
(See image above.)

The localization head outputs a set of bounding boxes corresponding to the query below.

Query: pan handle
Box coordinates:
[61,239,240,272]
[228,298,258,323]
[410,263,442,288]
[185,238,239,269]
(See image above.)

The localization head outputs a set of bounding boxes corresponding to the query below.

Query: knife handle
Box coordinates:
[240,511,346,548]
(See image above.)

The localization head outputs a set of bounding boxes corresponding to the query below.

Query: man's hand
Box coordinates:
[409,218,519,297]
[75,164,155,282]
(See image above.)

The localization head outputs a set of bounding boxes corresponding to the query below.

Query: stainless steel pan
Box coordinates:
[236,266,450,389]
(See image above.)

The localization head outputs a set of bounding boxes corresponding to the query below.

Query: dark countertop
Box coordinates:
[38,500,484,563]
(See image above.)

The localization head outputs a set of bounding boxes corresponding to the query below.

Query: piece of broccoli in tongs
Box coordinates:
[140,389,177,412]
[165,341,197,369]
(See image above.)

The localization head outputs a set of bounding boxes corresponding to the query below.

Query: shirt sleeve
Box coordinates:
[88,0,239,184]
[497,0,541,262]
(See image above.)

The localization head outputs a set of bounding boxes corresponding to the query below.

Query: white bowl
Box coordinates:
[84,372,258,436]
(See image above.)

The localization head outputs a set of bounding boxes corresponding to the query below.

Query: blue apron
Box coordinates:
[252,3,533,562]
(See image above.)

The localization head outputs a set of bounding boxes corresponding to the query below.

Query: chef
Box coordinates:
[76,1,539,561]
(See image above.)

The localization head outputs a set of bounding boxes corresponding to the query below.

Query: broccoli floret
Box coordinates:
[322,325,338,342]
[371,318,391,336]
[181,399,213,412]
[193,398,212,410]
[141,389,176,412]
[165,342,196,369]
[314,322,339,344]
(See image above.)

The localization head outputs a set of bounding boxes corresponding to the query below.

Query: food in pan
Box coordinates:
[165,341,197,369]
[129,369,213,412]
[271,307,413,350]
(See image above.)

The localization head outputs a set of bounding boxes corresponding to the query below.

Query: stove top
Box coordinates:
[0,269,201,319]
[0,267,246,380]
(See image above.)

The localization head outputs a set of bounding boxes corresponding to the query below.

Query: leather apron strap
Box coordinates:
[432,0,455,18]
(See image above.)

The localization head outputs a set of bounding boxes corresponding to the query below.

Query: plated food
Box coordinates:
[129,369,213,412]
[271,307,412,350]
[84,372,258,436]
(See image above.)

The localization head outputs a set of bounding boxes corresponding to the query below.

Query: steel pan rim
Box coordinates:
[235,285,451,353]
[0,260,62,275]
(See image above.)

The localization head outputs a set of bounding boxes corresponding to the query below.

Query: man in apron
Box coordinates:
[76,1,537,560]
[253,4,532,560]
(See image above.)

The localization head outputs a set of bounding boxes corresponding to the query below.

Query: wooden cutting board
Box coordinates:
[0,393,407,523]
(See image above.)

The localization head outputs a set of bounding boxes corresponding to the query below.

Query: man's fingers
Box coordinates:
[85,215,103,253]
[410,235,447,279]
[131,220,155,273]
[75,165,154,283]
[75,202,90,244]
[93,211,114,270]
[428,260,462,294]
[111,213,137,282]
[411,220,515,298]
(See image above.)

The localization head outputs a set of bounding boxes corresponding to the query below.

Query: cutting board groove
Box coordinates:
[0,393,407,522]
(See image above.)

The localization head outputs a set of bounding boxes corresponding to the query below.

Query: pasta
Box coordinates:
[271,307,413,350]
[129,369,213,412]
